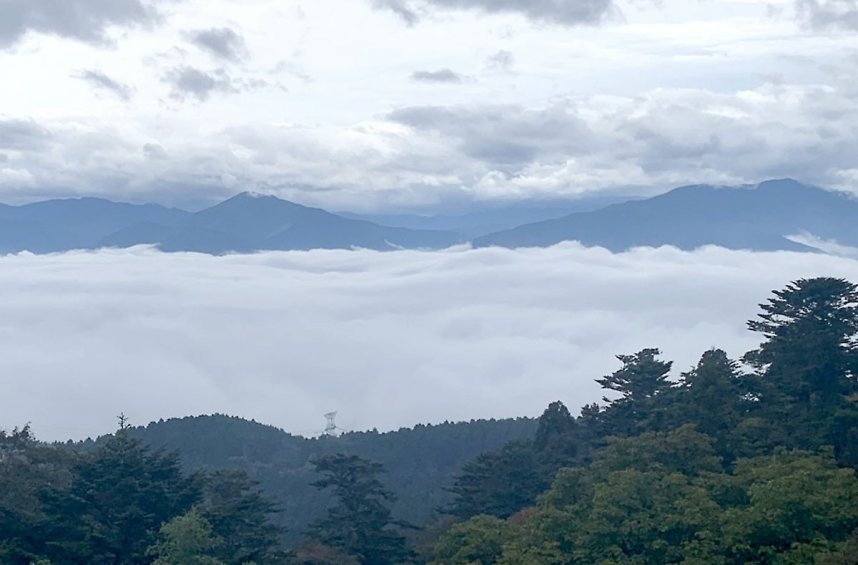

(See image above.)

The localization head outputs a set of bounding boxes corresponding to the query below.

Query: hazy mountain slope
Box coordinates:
[159,193,460,253]
[341,195,633,239]
[474,179,858,252]
[4,179,854,255]
[0,193,461,254]
[126,414,538,538]
[0,198,190,254]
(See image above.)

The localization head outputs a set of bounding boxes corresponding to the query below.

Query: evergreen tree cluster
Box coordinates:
[0,422,287,565]
[431,277,858,564]
[129,413,538,537]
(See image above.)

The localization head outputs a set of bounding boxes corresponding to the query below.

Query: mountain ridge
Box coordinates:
[473,178,858,252]
[1,179,855,254]
[0,191,463,254]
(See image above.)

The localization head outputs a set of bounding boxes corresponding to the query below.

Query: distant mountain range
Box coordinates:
[0,192,461,254]
[339,195,631,240]
[473,179,858,252]
[0,179,855,254]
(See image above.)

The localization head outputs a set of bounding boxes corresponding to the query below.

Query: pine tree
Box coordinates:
[41,421,200,564]
[445,441,546,520]
[596,348,674,435]
[533,401,583,479]
[675,349,749,461]
[0,425,74,565]
[744,277,858,456]
[308,454,412,565]
[199,470,287,565]
[746,277,858,405]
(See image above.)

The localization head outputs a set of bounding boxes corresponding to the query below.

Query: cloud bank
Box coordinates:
[6,74,857,210]
[164,66,235,101]
[2,244,858,441]
[0,0,163,48]
[2,0,857,209]
[411,69,467,83]
[77,70,133,101]
[374,0,614,26]
[795,0,858,30]
[188,27,247,61]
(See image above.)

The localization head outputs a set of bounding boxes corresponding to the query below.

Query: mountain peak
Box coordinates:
[474,178,858,252]
[232,191,279,201]
[755,178,808,192]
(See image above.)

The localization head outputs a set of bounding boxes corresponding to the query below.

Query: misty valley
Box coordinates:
[3,277,858,564]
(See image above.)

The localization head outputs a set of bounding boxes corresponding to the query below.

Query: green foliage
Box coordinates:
[717,451,858,564]
[40,426,201,564]
[468,446,858,565]
[131,414,538,537]
[308,454,412,565]
[430,515,513,565]
[444,401,590,521]
[815,527,858,564]
[596,348,674,435]
[592,424,723,477]
[445,440,546,520]
[0,425,75,565]
[533,401,586,477]
[673,349,751,461]
[0,423,287,565]
[520,427,725,565]
[198,470,287,565]
[148,508,226,565]
[744,277,858,456]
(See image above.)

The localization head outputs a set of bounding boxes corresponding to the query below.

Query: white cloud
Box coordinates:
[2,244,857,441]
[7,75,858,209]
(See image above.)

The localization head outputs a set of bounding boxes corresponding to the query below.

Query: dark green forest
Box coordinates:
[2,277,858,564]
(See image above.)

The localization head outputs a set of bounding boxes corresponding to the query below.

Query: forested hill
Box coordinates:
[126,414,538,536]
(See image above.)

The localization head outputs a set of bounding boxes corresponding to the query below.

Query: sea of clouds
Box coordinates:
[3,243,858,441]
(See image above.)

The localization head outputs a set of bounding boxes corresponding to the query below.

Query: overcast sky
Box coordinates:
[3,244,858,441]
[0,0,857,210]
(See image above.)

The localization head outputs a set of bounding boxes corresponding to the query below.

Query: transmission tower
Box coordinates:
[323,411,341,437]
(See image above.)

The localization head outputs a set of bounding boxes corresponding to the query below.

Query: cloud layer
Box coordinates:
[188,27,246,61]
[374,0,614,26]
[411,69,467,83]
[795,0,858,30]
[0,0,162,48]
[77,70,133,101]
[2,244,858,441]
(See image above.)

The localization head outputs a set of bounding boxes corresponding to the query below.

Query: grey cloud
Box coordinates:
[795,0,858,30]
[4,78,858,211]
[411,68,467,83]
[389,104,592,167]
[188,27,247,61]
[0,119,51,150]
[373,0,419,24]
[374,0,613,26]
[165,66,235,101]
[0,154,7,163]
[486,50,514,71]
[143,143,168,160]
[0,0,163,48]
[77,70,132,101]
[3,245,858,440]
